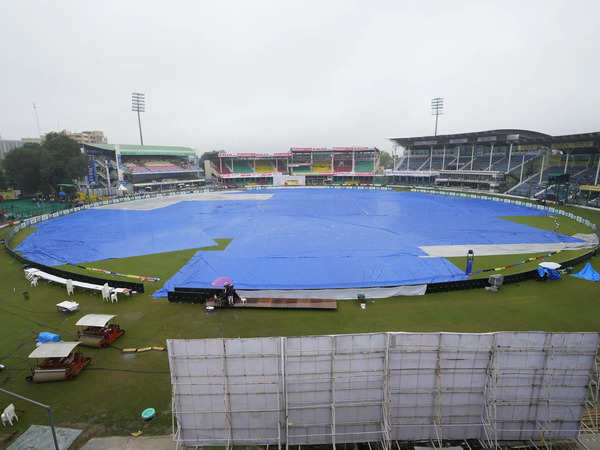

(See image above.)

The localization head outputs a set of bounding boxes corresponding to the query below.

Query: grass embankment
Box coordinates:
[0,200,599,440]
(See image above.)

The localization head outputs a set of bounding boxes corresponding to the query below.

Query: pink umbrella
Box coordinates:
[211,276,233,288]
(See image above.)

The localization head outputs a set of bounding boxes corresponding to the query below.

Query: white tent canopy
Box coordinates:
[29,342,80,359]
[76,314,116,328]
[56,300,79,312]
[539,261,562,269]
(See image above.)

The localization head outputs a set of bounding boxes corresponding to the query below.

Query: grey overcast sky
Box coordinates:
[1,1,599,154]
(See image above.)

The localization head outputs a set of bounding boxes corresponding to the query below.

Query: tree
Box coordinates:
[199,150,220,164]
[379,150,393,169]
[2,133,87,195]
[3,143,43,195]
[38,133,87,194]
[0,166,7,190]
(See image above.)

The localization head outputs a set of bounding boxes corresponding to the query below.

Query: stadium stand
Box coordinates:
[354,160,374,172]
[429,156,444,170]
[292,165,311,174]
[233,160,253,173]
[254,160,274,172]
[573,167,596,185]
[333,158,352,172]
[211,147,378,186]
[0,199,72,221]
[212,160,233,174]
[83,143,202,194]
[125,163,150,173]
[406,156,427,170]
[276,160,288,173]
[312,161,331,173]
[388,130,600,194]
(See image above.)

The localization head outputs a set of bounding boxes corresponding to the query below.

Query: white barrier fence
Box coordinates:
[168,331,600,447]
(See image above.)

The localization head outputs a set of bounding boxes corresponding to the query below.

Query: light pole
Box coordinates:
[431,97,444,136]
[131,92,145,145]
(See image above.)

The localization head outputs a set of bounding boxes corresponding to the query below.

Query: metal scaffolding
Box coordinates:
[167,332,600,448]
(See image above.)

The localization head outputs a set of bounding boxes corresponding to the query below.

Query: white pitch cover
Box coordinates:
[167,332,599,446]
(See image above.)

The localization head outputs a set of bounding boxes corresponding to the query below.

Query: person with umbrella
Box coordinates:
[225,282,236,306]
[210,277,238,307]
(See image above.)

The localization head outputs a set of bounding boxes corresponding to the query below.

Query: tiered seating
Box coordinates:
[393,158,408,170]
[277,161,288,173]
[233,160,253,173]
[540,166,564,182]
[125,163,149,173]
[573,168,596,185]
[217,161,232,174]
[469,156,493,170]
[511,182,545,197]
[255,160,274,172]
[293,165,311,174]
[407,157,427,170]
[125,159,195,173]
[145,161,186,172]
[498,152,537,172]
[312,161,331,173]
[429,156,444,170]
[354,160,374,172]
[454,156,472,169]
[333,160,352,172]
[491,156,512,171]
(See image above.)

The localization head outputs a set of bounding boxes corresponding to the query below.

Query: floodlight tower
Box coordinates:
[131,92,145,145]
[431,97,444,136]
[32,102,42,137]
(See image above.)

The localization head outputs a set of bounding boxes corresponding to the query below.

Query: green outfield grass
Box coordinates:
[447,214,594,277]
[0,199,599,441]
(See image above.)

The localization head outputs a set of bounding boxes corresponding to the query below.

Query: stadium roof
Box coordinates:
[85,143,196,156]
[290,146,378,152]
[550,131,600,143]
[389,129,551,147]
[390,129,600,150]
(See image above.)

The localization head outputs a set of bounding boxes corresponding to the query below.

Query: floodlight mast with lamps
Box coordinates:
[131,92,145,146]
[431,97,444,136]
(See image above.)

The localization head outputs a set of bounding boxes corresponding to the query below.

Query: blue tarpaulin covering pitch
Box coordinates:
[571,262,600,281]
[15,208,216,266]
[14,189,582,295]
[151,190,581,296]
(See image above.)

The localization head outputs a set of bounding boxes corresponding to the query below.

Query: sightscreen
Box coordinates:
[167,332,599,446]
